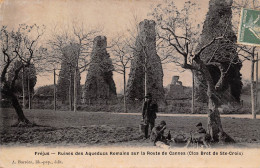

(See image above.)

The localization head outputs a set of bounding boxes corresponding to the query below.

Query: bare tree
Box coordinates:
[110,35,133,112]
[0,24,46,125]
[47,22,100,111]
[232,0,260,119]
[151,0,237,142]
[236,45,259,118]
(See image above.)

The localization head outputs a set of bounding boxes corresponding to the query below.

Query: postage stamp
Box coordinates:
[238,8,260,46]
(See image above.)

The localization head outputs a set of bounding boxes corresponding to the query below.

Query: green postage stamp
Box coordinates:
[238,8,260,46]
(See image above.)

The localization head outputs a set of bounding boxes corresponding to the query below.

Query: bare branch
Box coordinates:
[194,37,223,59]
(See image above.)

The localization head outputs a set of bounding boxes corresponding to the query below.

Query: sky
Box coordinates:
[0,0,258,93]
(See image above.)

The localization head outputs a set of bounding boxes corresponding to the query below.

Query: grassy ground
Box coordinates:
[0,108,260,147]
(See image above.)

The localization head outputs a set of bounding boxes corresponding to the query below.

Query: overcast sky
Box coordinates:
[0,0,257,93]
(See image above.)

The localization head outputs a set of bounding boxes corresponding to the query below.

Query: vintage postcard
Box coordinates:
[0,0,260,168]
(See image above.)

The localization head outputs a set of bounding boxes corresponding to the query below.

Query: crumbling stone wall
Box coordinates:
[82,36,116,103]
[194,0,242,103]
[126,19,164,101]
[57,43,81,103]
[166,76,185,99]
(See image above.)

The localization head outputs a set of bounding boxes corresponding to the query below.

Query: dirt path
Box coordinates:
[26,109,260,119]
[85,111,260,119]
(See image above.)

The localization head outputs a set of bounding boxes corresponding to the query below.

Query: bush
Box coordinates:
[77,102,143,113]
[25,98,253,115]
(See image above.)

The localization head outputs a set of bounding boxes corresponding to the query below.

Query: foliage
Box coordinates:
[35,85,54,96]
[196,0,243,103]
[7,60,37,95]
[83,36,117,101]
[125,19,165,101]
[56,43,81,102]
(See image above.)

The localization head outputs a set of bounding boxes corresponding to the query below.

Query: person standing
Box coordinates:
[142,93,158,139]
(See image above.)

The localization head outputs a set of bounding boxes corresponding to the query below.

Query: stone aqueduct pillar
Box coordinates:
[82,36,117,104]
[126,19,165,102]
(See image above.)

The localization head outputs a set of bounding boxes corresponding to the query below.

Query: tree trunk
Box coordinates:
[191,68,195,114]
[197,61,235,143]
[74,67,77,112]
[206,81,235,142]
[69,71,73,111]
[123,68,127,113]
[207,87,222,141]
[9,92,30,124]
[251,54,256,119]
[22,67,25,108]
[144,54,147,100]
[54,69,56,111]
[27,73,31,109]
[256,53,258,110]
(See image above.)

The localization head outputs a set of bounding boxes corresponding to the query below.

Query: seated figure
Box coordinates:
[185,122,210,148]
[150,120,171,146]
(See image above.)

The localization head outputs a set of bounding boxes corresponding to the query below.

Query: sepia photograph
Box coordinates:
[0,0,260,167]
